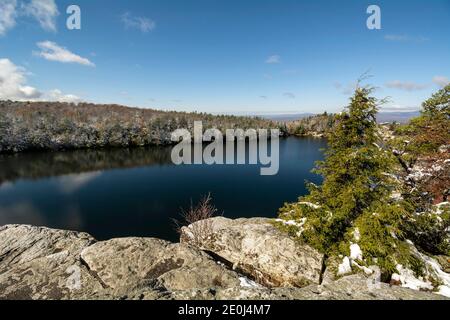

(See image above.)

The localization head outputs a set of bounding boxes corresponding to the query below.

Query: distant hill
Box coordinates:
[261,112,420,124]
[283,111,421,137]
[259,113,315,122]
[376,112,420,123]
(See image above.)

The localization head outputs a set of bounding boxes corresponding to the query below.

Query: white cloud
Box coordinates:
[385,80,428,92]
[0,0,59,35]
[0,58,42,100]
[0,58,81,103]
[22,0,59,32]
[0,0,17,36]
[433,76,449,88]
[121,12,156,33]
[265,55,281,64]
[35,41,95,67]
[48,89,81,103]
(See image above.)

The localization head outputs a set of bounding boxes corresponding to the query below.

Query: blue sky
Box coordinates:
[1,0,449,114]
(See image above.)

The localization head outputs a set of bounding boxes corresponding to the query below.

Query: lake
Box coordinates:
[0,137,326,242]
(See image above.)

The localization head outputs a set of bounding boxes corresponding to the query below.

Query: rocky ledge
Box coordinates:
[0,219,448,300]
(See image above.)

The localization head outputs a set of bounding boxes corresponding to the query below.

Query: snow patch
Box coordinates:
[394,264,433,291]
[350,243,363,261]
[438,285,450,298]
[239,277,260,288]
[275,218,307,237]
[337,256,352,276]
[351,261,374,275]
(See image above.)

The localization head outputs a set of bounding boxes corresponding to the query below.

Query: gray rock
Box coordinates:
[180,217,324,287]
[127,274,448,300]
[80,237,241,293]
[0,225,107,299]
[1,224,447,300]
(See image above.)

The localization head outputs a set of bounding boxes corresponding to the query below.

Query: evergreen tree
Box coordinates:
[278,86,413,274]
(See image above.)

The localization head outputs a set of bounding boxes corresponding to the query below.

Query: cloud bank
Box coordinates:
[0,58,80,103]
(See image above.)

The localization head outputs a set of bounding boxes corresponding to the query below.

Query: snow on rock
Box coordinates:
[337,257,352,276]
[337,243,365,276]
[351,261,374,275]
[239,277,261,288]
[438,285,450,298]
[393,243,450,298]
[394,264,433,291]
[418,253,450,298]
[350,243,363,261]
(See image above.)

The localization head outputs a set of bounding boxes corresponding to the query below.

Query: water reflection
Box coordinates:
[0,137,327,242]
[0,146,173,185]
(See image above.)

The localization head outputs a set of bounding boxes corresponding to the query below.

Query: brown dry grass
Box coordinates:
[174,193,221,246]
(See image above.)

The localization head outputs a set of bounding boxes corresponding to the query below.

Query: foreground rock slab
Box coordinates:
[0,224,447,300]
[128,274,448,300]
[0,225,106,299]
[0,225,240,299]
[181,217,324,287]
[80,237,241,294]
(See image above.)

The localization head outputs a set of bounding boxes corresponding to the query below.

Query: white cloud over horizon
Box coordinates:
[121,12,156,33]
[35,41,95,67]
[48,89,81,103]
[0,58,42,100]
[0,58,81,103]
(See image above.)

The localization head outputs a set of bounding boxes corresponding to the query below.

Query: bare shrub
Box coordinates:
[174,193,221,246]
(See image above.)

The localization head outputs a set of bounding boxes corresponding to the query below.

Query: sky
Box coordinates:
[1,0,449,114]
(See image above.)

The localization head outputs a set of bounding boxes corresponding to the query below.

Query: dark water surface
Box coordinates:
[0,137,326,242]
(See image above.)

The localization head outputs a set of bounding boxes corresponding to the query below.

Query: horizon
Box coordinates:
[1,0,449,114]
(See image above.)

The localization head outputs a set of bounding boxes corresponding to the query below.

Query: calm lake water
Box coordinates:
[0,137,326,242]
